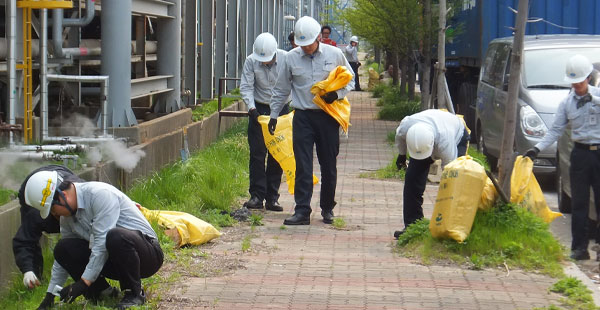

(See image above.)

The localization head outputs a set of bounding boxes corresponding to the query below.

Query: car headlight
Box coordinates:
[520,105,547,137]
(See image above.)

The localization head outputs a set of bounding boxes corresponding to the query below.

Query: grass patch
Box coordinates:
[0,188,17,206]
[546,277,598,310]
[359,160,405,180]
[371,82,387,98]
[192,96,241,122]
[467,147,490,172]
[127,120,249,227]
[397,203,565,277]
[241,235,252,252]
[249,214,264,227]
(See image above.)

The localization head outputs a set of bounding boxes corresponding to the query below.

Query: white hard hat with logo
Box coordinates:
[350,36,358,43]
[294,16,321,46]
[252,33,278,62]
[564,54,593,83]
[24,170,63,219]
[406,123,435,160]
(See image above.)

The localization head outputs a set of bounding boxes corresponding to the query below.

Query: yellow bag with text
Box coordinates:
[139,206,221,247]
[510,156,562,223]
[429,156,487,242]
[311,66,353,133]
[258,112,318,194]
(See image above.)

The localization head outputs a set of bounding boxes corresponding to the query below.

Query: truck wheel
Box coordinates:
[458,83,477,141]
[477,122,497,171]
[556,154,572,214]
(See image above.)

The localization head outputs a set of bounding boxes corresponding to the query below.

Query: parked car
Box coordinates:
[475,35,600,173]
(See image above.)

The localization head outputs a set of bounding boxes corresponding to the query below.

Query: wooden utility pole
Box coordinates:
[421,0,432,109]
[498,0,530,197]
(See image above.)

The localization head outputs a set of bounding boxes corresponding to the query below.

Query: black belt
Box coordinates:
[574,142,600,151]
[298,109,324,113]
[255,101,269,106]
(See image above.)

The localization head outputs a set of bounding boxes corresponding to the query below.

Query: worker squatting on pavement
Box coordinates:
[525,54,600,261]
[394,109,469,239]
[24,171,163,310]
[13,165,84,291]
[240,32,290,212]
[344,36,361,91]
[268,16,354,226]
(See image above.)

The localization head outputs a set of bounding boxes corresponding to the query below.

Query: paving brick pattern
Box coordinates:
[168,92,561,309]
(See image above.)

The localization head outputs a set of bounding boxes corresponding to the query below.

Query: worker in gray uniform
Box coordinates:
[526,54,600,261]
[241,32,290,212]
[268,16,354,225]
[344,36,361,91]
[25,171,163,310]
[394,109,469,239]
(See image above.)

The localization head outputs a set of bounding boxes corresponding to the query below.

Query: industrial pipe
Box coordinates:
[11,144,84,152]
[8,0,16,145]
[52,0,95,58]
[41,9,49,143]
[42,136,123,144]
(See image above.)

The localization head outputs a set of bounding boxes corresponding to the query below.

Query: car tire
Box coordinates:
[556,154,572,214]
[477,122,498,171]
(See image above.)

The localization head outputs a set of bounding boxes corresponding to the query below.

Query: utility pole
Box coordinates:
[498,0,529,197]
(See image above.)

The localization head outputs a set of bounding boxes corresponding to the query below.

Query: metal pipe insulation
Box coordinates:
[52,0,95,58]
[62,0,95,26]
[7,0,16,145]
[0,151,56,160]
[11,144,85,152]
[46,74,109,137]
[42,136,123,144]
[41,9,49,143]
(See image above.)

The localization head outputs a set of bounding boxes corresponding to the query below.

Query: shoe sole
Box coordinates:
[283,219,310,225]
[265,207,283,212]
[322,218,333,224]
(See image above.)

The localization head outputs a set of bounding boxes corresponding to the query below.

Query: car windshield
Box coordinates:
[523,47,600,88]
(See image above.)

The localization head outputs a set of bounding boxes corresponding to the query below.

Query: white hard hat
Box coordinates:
[350,36,358,43]
[294,16,321,46]
[565,54,593,83]
[406,123,435,160]
[24,171,62,219]
[252,33,278,62]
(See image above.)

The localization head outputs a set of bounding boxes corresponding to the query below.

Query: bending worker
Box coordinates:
[25,171,163,310]
[394,109,469,239]
[268,16,354,225]
[240,32,290,212]
[525,54,600,261]
[344,36,361,91]
[13,165,84,290]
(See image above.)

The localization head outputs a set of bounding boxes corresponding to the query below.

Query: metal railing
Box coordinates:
[217,77,244,131]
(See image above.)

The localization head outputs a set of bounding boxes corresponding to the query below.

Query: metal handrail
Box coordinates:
[217,77,244,131]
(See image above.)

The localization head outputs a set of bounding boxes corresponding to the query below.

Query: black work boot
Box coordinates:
[283,213,310,225]
[570,249,590,261]
[265,200,283,212]
[393,230,406,239]
[243,197,263,209]
[321,210,334,224]
[116,290,145,310]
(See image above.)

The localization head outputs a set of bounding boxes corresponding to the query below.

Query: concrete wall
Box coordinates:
[0,102,247,291]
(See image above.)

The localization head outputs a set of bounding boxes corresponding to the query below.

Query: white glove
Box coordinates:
[23,271,40,289]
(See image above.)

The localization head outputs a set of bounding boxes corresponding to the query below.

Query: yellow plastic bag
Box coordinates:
[139,207,221,247]
[367,67,381,91]
[430,156,487,242]
[510,156,562,223]
[478,177,498,210]
[310,66,353,133]
[258,112,318,194]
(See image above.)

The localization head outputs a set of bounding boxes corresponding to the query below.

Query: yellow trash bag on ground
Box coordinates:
[258,112,318,194]
[511,156,562,223]
[310,65,353,133]
[139,206,221,247]
[478,177,497,210]
[430,156,487,242]
[367,67,381,91]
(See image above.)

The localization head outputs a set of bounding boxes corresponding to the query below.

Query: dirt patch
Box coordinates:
[327,224,363,231]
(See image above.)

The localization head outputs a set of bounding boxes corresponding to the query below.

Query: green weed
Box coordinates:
[386,130,396,145]
[397,204,565,277]
[467,147,490,172]
[0,188,17,206]
[192,97,240,122]
[249,214,264,227]
[241,235,252,252]
[371,83,387,98]
[547,277,598,310]
[332,218,346,229]
[359,160,405,180]
[279,225,287,230]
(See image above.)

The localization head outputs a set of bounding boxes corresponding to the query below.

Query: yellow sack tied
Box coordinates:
[510,156,562,223]
[139,206,221,247]
[478,177,498,211]
[258,112,318,194]
[367,67,381,91]
[310,65,353,133]
[430,156,487,242]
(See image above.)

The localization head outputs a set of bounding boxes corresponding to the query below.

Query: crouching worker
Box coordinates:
[25,171,163,310]
[13,165,83,291]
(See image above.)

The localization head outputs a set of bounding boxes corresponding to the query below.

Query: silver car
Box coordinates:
[475,35,600,173]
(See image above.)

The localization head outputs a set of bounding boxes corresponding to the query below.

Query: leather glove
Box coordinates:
[24,271,40,289]
[248,108,260,122]
[59,279,88,303]
[268,118,277,135]
[396,154,407,170]
[321,91,338,104]
[37,292,55,310]
[524,147,539,160]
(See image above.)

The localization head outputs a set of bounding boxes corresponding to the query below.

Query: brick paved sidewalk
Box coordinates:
[167,92,562,309]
